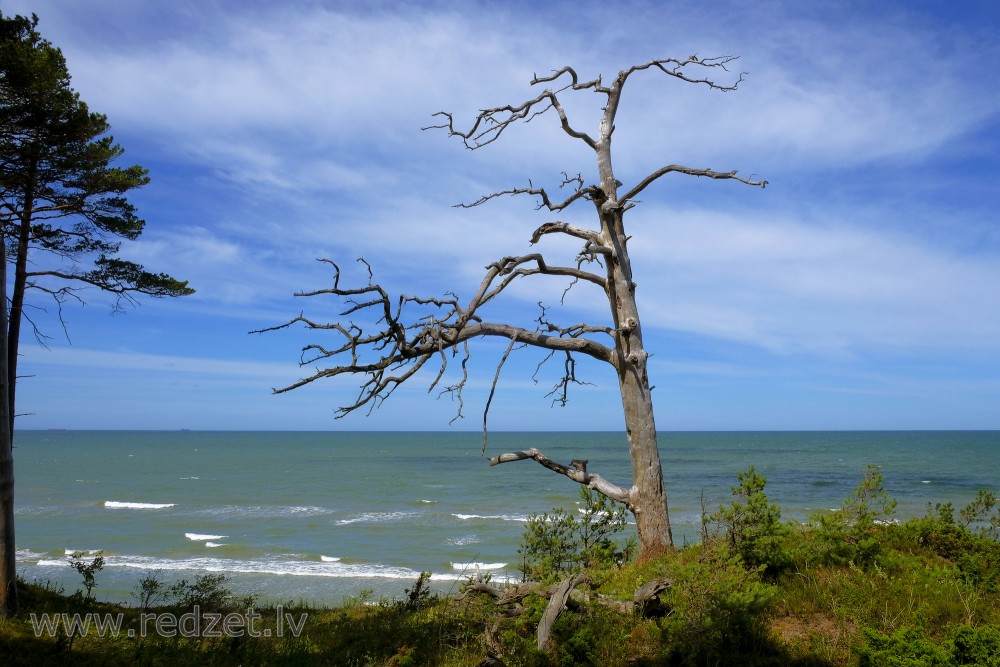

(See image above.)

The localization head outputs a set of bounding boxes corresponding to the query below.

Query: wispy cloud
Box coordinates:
[4,0,999,429]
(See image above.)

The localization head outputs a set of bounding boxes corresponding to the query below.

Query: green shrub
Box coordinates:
[808,465,897,568]
[948,624,1000,666]
[166,573,244,612]
[402,571,433,611]
[959,490,1000,538]
[705,465,790,573]
[659,550,779,664]
[857,624,1000,667]
[131,570,166,611]
[67,551,104,602]
[856,626,950,667]
[519,486,634,583]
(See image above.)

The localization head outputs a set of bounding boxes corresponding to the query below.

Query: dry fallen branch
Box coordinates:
[537,573,588,650]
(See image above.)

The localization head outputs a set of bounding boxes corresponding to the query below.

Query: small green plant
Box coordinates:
[68,551,104,601]
[519,486,634,582]
[810,465,897,567]
[959,489,999,536]
[131,570,165,610]
[403,571,433,611]
[705,465,789,573]
[167,573,237,612]
[658,549,778,664]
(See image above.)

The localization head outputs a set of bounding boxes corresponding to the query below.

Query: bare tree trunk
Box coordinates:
[596,80,673,551]
[267,57,765,563]
[0,232,17,617]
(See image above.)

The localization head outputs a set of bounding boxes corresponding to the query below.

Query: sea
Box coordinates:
[12,430,999,606]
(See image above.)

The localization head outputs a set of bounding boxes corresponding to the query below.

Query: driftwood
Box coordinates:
[537,573,587,650]
[464,572,669,656]
[634,576,673,617]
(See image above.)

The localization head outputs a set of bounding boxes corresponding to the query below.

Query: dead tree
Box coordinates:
[261,57,765,557]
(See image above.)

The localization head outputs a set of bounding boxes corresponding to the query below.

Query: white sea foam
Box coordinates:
[429,571,518,584]
[185,533,227,541]
[64,549,101,556]
[921,480,932,484]
[205,542,226,548]
[445,536,480,546]
[452,513,529,522]
[105,501,175,510]
[418,499,437,504]
[106,554,424,580]
[320,555,341,562]
[16,548,47,560]
[36,559,69,568]
[451,562,507,571]
[335,511,416,526]
[197,505,334,519]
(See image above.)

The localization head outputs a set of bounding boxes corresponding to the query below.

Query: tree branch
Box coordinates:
[424,68,597,149]
[489,448,633,508]
[619,55,747,91]
[255,257,615,421]
[457,182,599,213]
[622,164,767,204]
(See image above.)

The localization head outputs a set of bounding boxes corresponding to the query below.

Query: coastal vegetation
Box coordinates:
[2,468,999,665]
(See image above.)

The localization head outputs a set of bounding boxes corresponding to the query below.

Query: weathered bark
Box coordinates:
[489,448,631,506]
[537,573,587,650]
[634,576,673,617]
[0,232,16,617]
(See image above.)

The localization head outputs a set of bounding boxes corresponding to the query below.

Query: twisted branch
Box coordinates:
[489,448,633,508]
[254,254,614,420]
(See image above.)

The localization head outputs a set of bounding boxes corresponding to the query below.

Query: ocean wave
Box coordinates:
[105,554,425,580]
[64,549,102,556]
[335,511,417,526]
[195,505,335,519]
[205,542,226,548]
[445,535,480,546]
[320,556,341,562]
[105,501,175,510]
[428,571,519,584]
[185,533,227,541]
[20,550,518,583]
[452,513,529,522]
[450,562,507,571]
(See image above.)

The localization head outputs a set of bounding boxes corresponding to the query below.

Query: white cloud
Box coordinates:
[631,207,1000,353]
[5,0,1000,429]
[20,344,295,379]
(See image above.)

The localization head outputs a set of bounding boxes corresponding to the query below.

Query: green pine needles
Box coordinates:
[518,487,635,583]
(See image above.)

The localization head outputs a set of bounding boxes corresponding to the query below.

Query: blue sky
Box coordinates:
[5,0,1000,431]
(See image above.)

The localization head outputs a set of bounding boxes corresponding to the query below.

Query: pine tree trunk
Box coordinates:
[0,232,17,617]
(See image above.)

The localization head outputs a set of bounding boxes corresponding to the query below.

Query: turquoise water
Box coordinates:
[13,430,999,605]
